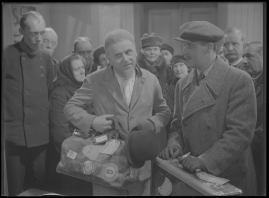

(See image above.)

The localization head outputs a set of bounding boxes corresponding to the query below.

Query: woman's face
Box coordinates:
[71,59,85,82]
[172,62,189,79]
[142,46,161,63]
[98,53,108,68]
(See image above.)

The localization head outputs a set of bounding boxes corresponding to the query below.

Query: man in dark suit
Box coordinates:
[222,27,248,71]
[3,11,55,195]
[159,21,257,196]
[242,41,265,195]
[73,37,97,75]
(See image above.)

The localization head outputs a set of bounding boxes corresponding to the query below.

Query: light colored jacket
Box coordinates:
[168,56,257,196]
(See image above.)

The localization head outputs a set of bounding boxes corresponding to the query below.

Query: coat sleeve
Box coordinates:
[63,76,97,134]
[49,89,73,154]
[148,75,171,134]
[199,73,257,175]
[164,83,175,119]
[166,81,184,153]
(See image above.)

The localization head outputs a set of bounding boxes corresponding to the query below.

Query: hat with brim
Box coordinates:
[125,128,167,168]
[174,21,224,43]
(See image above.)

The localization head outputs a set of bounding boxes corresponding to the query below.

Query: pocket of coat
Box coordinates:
[222,162,248,177]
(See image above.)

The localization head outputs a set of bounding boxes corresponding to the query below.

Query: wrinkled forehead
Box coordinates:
[44,31,58,41]
[75,41,93,51]
[224,32,242,42]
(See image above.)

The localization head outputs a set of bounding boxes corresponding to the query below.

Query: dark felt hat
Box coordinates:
[174,21,224,43]
[170,54,188,67]
[160,43,174,55]
[93,46,105,65]
[125,127,167,168]
[140,32,163,48]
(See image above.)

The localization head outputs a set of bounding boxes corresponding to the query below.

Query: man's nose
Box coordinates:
[36,34,42,43]
[228,43,233,51]
[242,57,248,64]
[122,53,129,62]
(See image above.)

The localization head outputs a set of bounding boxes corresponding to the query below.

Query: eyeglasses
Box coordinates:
[43,39,58,47]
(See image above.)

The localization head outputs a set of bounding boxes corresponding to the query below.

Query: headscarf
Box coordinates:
[50,53,85,91]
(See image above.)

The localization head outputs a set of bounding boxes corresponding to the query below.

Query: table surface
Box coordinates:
[17,189,62,196]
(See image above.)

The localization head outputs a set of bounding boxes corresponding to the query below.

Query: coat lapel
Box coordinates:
[101,65,129,112]
[129,72,146,111]
[182,56,230,121]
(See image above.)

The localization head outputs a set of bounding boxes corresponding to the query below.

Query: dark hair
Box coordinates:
[93,46,105,65]
[160,43,174,55]
[20,11,45,30]
[73,37,93,52]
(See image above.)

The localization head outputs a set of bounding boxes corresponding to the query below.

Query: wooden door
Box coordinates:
[148,9,181,54]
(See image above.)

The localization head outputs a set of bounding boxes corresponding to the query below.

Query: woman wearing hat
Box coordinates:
[48,53,93,195]
[164,54,191,135]
[161,43,174,66]
[137,33,171,94]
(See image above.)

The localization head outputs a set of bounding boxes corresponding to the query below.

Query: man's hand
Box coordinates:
[92,115,114,132]
[136,119,155,131]
[177,155,206,173]
[159,145,181,160]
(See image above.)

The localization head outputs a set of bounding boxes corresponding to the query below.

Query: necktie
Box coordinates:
[197,72,205,86]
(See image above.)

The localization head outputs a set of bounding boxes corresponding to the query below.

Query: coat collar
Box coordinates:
[181,56,229,121]
[101,64,146,112]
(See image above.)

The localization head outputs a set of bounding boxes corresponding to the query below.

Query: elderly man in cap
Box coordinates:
[242,41,265,195]
[161,43,174,66]
[73,37,98,75]
[63,29,171,195]
[159,21,257,196]
[137,33,171,94]
[222,27,248,71]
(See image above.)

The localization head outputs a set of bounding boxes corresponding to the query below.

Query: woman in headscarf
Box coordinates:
[47,53,93,195]
[164,54,191,135]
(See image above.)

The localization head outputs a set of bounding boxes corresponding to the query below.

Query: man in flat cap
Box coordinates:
[159,21,257,196]
[64,29,171,195]
[137,33,171,95]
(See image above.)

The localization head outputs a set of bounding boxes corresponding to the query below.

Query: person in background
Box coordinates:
[161,43,174,66]
[165,54,191,118]
[242,41,265,195]
[137,33,171,95]
[159,21,257,196]
[93,45,109,70]
[48,53,93,195]
[222,27,247,71]
[41,27,59,81]
[219,46,229,64]
[73,37,98,75]
[3,11,55,195]
[63,29,171,196]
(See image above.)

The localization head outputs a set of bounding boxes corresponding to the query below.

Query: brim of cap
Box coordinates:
[174,37,191,42]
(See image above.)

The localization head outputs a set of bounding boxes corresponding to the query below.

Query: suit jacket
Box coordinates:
[3,40,55,147]
[168,56,257,195]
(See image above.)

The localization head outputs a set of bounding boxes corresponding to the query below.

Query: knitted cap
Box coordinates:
[160,43,174,55]
[140,32,163,48]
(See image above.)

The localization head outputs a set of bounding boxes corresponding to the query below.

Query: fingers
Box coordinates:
[103,114,114,118]
[171,148,181,158]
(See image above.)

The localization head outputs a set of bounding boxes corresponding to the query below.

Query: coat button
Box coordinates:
[40,65,43,68]
[41,74,44,77]
[41,92,45,95]
[40,122,44,127]
[22,57,26,61]
[24,108,28,112]
[41,107,44,111]
[40,58,42,62]
[25,90,29,94]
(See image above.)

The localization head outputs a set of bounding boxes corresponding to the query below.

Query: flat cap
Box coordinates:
[175,21,224,43]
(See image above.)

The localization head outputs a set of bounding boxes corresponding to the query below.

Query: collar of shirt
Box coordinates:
[230,57,243,66]
[197,57,217,77]
[252,71,263,83]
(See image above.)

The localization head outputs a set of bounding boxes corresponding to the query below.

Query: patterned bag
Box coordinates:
[56,120,150,191]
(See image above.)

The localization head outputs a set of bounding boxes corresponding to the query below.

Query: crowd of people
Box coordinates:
[3,10,264,196]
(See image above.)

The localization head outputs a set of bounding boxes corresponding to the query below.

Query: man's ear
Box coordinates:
[206,43,214,53]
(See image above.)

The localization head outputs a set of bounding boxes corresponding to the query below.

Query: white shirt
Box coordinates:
[114,71,136,107]
[230,57,243,66]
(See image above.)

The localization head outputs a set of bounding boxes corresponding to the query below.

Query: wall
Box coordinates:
[218,2,263,43]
